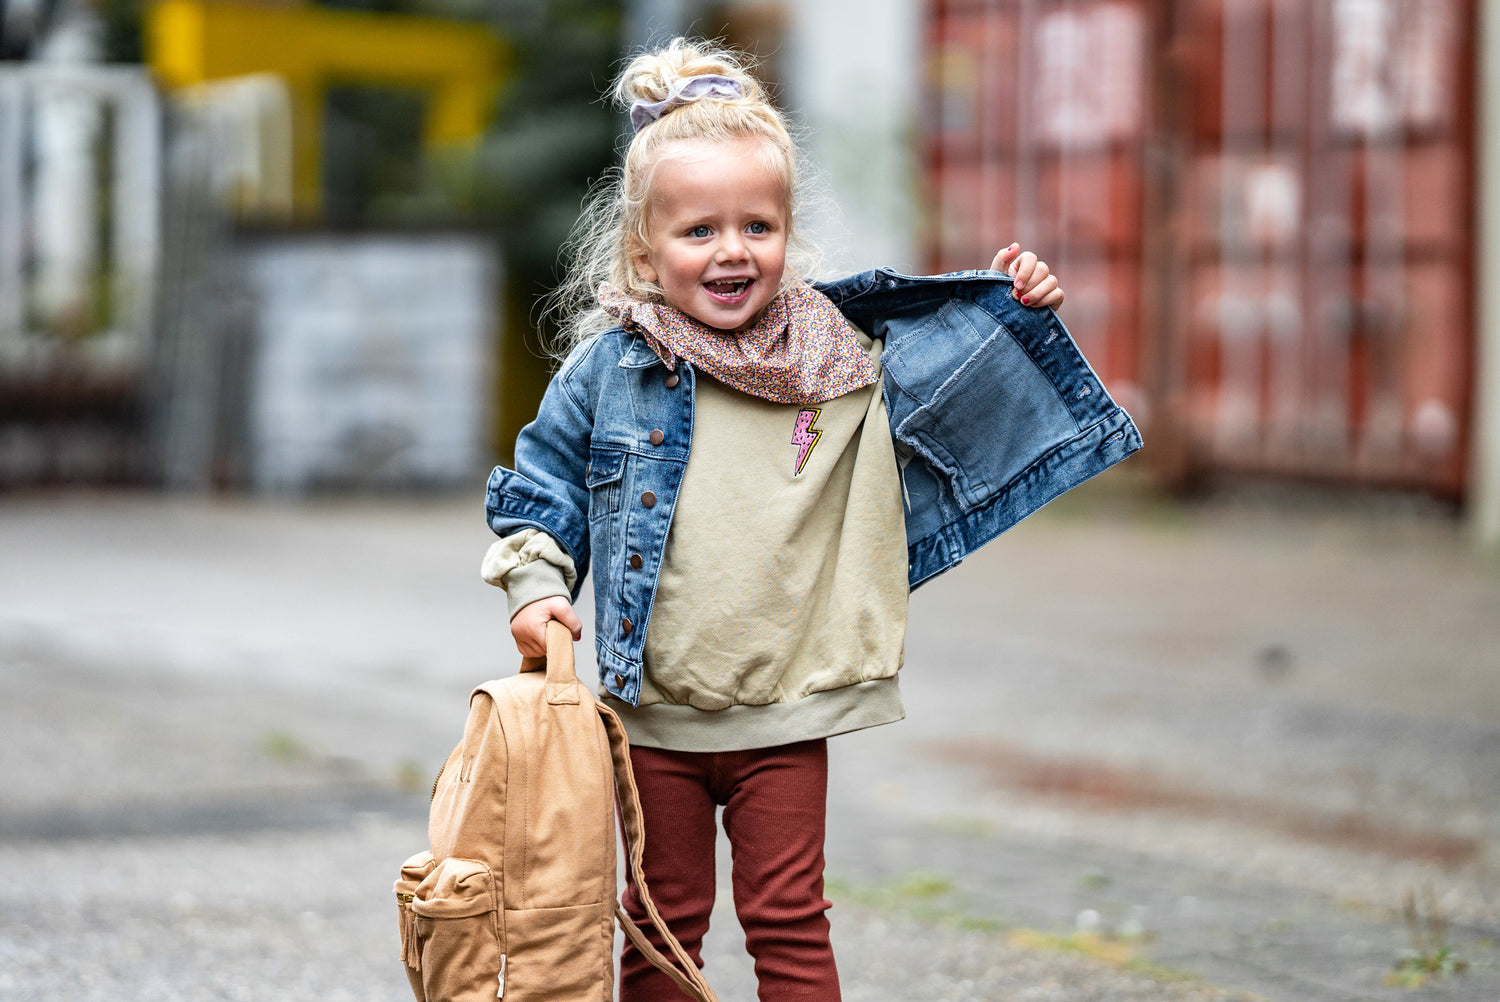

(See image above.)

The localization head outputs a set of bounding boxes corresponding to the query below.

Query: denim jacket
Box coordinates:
[486,269,1142,706]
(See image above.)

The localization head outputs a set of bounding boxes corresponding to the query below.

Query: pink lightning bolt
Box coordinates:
[791,407,822,477]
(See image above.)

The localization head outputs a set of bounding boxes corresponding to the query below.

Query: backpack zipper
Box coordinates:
[429,762,446,801]
[497,954,507,998]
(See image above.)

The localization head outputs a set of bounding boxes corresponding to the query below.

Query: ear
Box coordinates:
[633,251,659,284]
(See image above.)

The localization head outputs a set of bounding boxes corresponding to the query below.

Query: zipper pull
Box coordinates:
[497,954,507,998]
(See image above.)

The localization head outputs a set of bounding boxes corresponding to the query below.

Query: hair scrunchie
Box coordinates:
[629,75,744,132]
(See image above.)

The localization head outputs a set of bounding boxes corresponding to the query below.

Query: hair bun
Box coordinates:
[615,37,760,109]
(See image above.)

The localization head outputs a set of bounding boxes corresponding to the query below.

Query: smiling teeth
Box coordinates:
[708,280,749,295]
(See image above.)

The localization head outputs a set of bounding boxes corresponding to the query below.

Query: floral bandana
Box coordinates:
[597,281,878,405]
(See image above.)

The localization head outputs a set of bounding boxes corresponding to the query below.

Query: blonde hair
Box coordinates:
[545,38,821,354]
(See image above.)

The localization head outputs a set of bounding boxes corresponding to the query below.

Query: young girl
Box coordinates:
[482,38,1138,1002]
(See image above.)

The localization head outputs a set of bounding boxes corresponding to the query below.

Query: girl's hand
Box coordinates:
[511,596,583,658]
[992,243,1064,310]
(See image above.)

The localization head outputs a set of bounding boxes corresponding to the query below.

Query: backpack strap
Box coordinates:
[599,703,720,1002]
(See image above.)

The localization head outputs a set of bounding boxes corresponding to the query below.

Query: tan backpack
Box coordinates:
[395,621,719,1002]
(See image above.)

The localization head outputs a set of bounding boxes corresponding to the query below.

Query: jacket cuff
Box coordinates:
[502,560,573,621]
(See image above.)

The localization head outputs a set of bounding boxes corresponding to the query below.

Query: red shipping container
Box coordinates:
[922,0,1474,495]
[1037,150,1143,255]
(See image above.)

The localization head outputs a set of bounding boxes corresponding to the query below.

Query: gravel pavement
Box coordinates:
[3,485,1499,1001]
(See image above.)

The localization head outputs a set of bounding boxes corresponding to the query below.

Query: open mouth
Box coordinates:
[704,278,753,300]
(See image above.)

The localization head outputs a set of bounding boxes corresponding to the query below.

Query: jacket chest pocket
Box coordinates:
[585,448,627,522]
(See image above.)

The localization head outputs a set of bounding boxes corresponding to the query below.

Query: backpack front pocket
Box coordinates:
[501,902,612,1001]
[412,857,505,1002]
[395,851,438,1000]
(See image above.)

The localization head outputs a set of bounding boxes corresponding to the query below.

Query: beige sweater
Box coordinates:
[484,335,909,752]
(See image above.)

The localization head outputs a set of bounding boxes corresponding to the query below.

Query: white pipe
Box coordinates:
[1472,0,1500,547]
[0,75,25,357]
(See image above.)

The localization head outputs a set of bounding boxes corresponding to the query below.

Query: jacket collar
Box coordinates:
[617,334,663,370]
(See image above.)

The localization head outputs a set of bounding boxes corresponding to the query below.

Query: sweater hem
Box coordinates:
[605,675,904,752]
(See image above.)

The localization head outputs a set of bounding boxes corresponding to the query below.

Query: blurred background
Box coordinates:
[5,1,1500,1000]
[1,0,1496,523]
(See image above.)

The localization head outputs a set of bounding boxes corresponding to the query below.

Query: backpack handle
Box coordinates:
[518,619,580,705]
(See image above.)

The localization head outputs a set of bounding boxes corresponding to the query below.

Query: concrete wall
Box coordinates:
[239,234,497,491]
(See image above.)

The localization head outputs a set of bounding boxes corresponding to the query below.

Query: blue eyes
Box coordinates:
[684,222,772,238]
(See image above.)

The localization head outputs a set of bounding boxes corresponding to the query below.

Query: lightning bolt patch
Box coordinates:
[791,407,822,477]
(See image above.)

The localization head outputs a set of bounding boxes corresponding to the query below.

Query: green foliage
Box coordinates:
[323,84,433,225]
[1389,945,1467,988]
[825,870,1003,932]
[473,0,624,454]
[476,1,623,295]
[100,0,148,63]
[1387,886,1468,988]
[259,730,309,763]
[1077,869,1112,891]
[394,758,428,794]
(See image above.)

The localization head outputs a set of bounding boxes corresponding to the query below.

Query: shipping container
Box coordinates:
[923,0,1476,496]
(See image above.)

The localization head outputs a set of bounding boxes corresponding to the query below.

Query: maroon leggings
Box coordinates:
[619,739,841,1002]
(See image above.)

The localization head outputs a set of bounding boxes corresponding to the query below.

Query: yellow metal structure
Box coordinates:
[147,0,507,214]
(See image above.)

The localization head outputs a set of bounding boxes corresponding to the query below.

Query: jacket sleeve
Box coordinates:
[483,342,598,601]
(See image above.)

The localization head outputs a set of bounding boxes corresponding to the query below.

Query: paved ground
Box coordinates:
[2,481,1499,1001]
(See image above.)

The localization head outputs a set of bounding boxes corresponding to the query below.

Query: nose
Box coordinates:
[715,230,747,263]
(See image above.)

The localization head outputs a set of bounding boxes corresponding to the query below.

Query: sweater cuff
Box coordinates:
[502,560,573,621]
[482,528,578,586]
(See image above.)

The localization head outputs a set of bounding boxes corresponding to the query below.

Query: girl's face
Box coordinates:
[634,137,789,332]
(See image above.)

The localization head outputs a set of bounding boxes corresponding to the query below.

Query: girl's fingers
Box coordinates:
[511,611,548,657]
[1010,252,1038,297]
[1023,275,1063,308]
[543,600,584,641]
[513,604,583,655]
[991,242,1021,272]
[1018,259,1050,292]
[558,608,583,641]
[514,629,542,658]
[511,596,581,653]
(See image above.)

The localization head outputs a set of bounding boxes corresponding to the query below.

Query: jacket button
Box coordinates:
[664,373,680,389]
[621,617,633,635]
[649,429,664,446]
[613,673,625,689]
[640,490,656,507]
[629,553,643,569]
